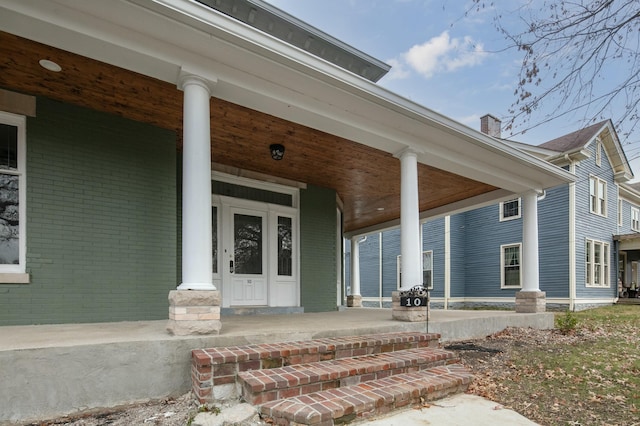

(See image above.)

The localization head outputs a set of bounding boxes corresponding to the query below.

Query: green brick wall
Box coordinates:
[299,185,338,312]
[0,97,177,325]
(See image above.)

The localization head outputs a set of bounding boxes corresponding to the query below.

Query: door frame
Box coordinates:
[214,193,299,308]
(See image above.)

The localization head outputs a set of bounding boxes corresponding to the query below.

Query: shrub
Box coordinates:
[555,310,578,334]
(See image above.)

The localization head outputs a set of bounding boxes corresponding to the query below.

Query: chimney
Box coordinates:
[480,114,501,138]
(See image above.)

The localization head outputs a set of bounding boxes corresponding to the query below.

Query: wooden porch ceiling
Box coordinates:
[0,31,496,233]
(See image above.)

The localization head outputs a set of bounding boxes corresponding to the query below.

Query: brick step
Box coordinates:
[260,364,474,426]
[239,347,456,405]
[192,331,440,403]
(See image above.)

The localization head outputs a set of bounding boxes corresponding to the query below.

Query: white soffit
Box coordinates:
[0,0,575,193]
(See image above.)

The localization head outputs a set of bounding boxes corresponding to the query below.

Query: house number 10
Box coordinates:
[400,297,427,307]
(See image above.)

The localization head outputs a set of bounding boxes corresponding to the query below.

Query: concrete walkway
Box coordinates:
[364,393,539,425]
[0,309,552,424]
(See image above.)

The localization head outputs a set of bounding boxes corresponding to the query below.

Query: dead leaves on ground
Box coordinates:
[455,310,640,426]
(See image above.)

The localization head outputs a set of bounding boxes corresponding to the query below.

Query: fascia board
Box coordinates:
[619,184,640,205]
[2,0,574,192]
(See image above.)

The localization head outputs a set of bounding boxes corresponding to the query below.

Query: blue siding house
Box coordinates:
[349,116,640,311]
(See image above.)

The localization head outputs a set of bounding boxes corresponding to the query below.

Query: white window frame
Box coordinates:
[396,251,433,290]
[422,250,433,289]
[0,111,27,281]
[586,238,610,288]
[499,198,521,221]
[632,207,639,232]
[618,198,623,227]
[589,176,607,217]
[500,243,522,289]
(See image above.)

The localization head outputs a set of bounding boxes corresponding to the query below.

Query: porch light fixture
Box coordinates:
[270,143,285,160]
[39,59,62,72]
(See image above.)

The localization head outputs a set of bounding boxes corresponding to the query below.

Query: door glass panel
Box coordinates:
[277,216,292,276]
[234,213,262,274]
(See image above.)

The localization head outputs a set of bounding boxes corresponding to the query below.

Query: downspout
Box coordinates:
[379,233,383,308]
[444,215,450,310]
[568,161,577,311]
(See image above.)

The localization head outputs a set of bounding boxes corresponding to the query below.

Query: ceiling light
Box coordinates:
[39,59,62,72]
[270,144,285,160]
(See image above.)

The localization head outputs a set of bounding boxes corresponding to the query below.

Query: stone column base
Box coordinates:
[347,295,362,307]
[515,291,546,313]
[391,291,429,322]
[166,290,222,336]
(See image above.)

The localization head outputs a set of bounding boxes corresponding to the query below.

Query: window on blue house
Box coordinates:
[618,198,623,226]
[423,251,433,289]
[589,176,607,216]
[499,198,521,221]
[632,207,639,232]
[586,239,610,287]
[397,251,433,289]
[501,243,522,288]
[0,112,26,277]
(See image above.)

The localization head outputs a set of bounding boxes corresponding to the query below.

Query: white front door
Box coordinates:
[228,208,268,306]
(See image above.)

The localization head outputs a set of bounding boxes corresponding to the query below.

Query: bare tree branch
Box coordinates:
[478,0,640,142]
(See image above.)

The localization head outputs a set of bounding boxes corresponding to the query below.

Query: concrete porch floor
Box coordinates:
[1,308,554,351]
[0,308,554,424]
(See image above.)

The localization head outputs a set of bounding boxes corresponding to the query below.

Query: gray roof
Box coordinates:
[538,120,609,152]
[196,0,391,82]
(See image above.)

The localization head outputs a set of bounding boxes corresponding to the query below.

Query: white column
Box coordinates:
[522,190,540,292]
[398,148,422,291]
[350,236,361,296]
[177,73,215,290]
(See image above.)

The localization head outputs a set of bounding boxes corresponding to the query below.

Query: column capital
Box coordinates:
[393,146,424,160]
[177,68,218,94]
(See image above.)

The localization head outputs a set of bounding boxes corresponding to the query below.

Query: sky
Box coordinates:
[263,0,640,179]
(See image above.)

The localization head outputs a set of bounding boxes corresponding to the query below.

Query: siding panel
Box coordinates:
[0,97,177,325]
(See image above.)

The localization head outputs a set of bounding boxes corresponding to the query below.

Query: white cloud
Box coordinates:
[401,31,488,79]
[385,58,411,80]
[457,113,483,128]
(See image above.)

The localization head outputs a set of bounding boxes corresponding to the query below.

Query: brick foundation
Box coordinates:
[346,295,362,307]
[166,290,222,335]
[391,291,429,322]
[515,290,546,313]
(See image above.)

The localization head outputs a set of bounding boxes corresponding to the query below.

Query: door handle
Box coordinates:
[229,260,234,274]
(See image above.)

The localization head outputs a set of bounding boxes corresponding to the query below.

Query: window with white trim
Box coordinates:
[586,239,610,287]
[633,207,640,232]
[501,243,522,288]
[589,176,607,216]
[422,251,433,289]
[499,198,521,221]
[618,198,623,226]
[0,112,26,274]
[397,251,433,289]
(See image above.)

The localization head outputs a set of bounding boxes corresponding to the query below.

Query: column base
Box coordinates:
[515,291,546,313]
[347,295,363,307]
[391,291,429,322]
[166,290,222,336]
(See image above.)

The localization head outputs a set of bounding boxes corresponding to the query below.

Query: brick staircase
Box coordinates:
[191,332,474,425]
